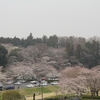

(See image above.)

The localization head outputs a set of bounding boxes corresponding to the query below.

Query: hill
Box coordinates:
[0,35,100,82]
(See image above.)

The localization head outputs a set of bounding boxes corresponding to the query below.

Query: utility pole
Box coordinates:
[42,85,43,100]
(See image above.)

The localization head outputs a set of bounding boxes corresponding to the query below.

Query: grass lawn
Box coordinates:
[17,85,59,97]
[0,86,59,100]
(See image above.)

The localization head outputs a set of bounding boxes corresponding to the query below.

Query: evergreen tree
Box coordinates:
[66,42,74,57]
[42,35,48,44]
[26,33,34,46]
[0,45,8,67]
[75,44,82,59]
[48,35,58,48]
[12,36,20,46]
[85,40,100,59]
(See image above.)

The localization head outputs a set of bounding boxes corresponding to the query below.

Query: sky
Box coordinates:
[0,0,100,39]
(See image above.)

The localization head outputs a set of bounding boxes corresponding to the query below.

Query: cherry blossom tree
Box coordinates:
[59,66,100,99]
[59,66,86,97]
[80,67,100,97]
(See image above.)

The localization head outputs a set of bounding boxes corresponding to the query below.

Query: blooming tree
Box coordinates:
[59,66,100,98]
[59,66,86,97]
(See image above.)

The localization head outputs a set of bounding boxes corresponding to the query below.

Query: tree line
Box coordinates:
[65,37,100,68]
[0,33,58,48]
[0,33,100,69]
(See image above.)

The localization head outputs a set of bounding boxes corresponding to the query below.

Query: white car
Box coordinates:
[30,81,39,87]
[30,81,38,84]
[51,81,59,85]
[40,83,48,86]
[14,82,21,85]
[26,84,35,88]
[18,80,25,83]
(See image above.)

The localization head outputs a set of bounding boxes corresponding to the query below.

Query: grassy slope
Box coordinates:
[17,85,58,97]
[0,86,58,100]
[0,86,58,96]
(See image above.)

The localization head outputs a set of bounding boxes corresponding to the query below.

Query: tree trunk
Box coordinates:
[95,90,99,96]
[91,90,95,100]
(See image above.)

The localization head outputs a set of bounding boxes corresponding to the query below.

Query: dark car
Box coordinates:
[0,83,3,91]
[0,86,3,91]
[5,85,15,90]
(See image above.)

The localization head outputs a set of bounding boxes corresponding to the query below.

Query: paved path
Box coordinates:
[26,92,57,100]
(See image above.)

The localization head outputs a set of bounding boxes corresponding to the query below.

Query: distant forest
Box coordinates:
[0,33,100,69]
[0,33,58,47]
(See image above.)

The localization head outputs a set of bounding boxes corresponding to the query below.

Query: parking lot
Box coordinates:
[0,79,59,91]
[4,82,29,89]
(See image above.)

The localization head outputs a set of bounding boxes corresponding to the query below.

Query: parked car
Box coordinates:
[26,84,35,88]
[40,82,48,86]
[30,81,39,87]
[0,83,3,91]
[0,86,3,91]
[40,80,48,86]
[5,85,15,90]
[30,81,38,84]
[18,80,25,83]
[51,81,59,85]
[34,82,39,87]
[14,82,21,85]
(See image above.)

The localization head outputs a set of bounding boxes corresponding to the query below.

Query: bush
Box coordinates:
[44,95,68,100]
[82,95,100,99]
[2,90,21,100]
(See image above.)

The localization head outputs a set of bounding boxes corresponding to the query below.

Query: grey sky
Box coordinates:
[0,0,100,39]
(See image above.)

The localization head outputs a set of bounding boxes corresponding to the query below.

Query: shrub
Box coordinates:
[2,90,21,100]
[82,95,100,99]
[44,95,68,100]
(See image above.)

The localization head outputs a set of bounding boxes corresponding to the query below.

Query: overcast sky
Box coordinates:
[0,0,100,39]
